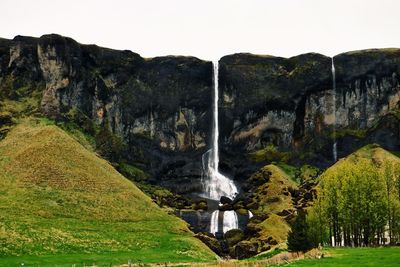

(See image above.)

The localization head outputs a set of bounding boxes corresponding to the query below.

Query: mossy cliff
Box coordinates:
[219,50,400,172]
[1,34,399,198]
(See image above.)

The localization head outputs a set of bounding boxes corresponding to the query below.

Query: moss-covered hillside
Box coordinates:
[0,119,215,265]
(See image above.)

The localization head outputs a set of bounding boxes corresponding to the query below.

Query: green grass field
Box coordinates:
[0,119,215,266]
[285,247,400,267]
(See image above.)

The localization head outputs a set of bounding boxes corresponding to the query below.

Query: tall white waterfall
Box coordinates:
[203,61,239,235]
[332,58,338,162]
[203,61,238,201]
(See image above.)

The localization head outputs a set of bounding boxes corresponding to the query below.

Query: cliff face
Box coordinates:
[0,34,213,193]
[219,50,400,171]
[1,34,399,194]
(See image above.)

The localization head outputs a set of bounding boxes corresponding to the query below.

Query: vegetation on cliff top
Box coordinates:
[0,119,215,265]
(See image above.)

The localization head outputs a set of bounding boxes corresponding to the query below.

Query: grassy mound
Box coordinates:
[0,119,214,265]
[246,165,298,251]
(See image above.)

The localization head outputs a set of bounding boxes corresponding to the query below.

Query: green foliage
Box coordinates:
[306,200,329,247]
[299,165,320,182]
[249,144,291,163]
[274,162,298,182]
[118,162,148,181]
[0,90,42,117]
[274,162,320,183]
[332,128,367,139]
[307,145,400,247]
[95,124,126,162]
[65,107,98,136]
[58,121,96,151]
[287,210,314,252]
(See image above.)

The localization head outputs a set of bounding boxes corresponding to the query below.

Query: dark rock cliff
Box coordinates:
[1,34,399,194]
[0,34,213,194]
[219,50,400,175]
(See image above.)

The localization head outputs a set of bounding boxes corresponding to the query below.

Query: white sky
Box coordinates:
[1,0,400,60]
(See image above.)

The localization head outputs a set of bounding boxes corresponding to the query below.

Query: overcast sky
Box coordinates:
[1,0,400,60]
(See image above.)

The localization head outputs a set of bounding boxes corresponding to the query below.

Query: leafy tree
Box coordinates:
[307,147,400,247]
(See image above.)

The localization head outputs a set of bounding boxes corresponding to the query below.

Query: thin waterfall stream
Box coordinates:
[332,57,338,162]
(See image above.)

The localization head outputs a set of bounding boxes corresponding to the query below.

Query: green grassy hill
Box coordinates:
[243,164,298,253]
[0,119,214,266]
[323,144,400,176]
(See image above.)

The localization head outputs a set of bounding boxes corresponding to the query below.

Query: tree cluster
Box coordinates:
[306,159,400,247]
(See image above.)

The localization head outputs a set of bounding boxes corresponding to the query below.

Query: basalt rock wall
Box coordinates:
[219,50,400,174]
[1,34,399,192]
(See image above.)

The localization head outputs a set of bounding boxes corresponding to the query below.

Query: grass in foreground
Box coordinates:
[0,119,215,266]
[284,247,400,267]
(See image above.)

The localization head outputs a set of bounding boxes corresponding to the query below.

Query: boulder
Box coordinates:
[220,196,233,204]
[218,203,233,211]
[195,232,222,255]
[225,229,245,247]
[233,241,259,259]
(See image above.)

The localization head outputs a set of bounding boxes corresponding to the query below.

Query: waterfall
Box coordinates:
[209,210,239,234]
[210,210,219,234]
[202,61,238,201]
[223,211,238,233]
[202,60,239,235]
[248,210,254,219]
[331,58,338,162]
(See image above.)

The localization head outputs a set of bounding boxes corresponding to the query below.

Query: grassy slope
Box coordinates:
[323,144,400,176]
[0,119,214,266]
[284,247,400,267]
[248,165,298,250]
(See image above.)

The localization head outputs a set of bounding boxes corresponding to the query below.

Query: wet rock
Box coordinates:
[233,241,259,259]
[225,229,245,247]
[219,203,233,211]
[195,232,222,255]
[220,196,233,204]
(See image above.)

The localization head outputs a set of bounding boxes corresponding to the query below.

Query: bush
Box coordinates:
[287,210,314,252]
